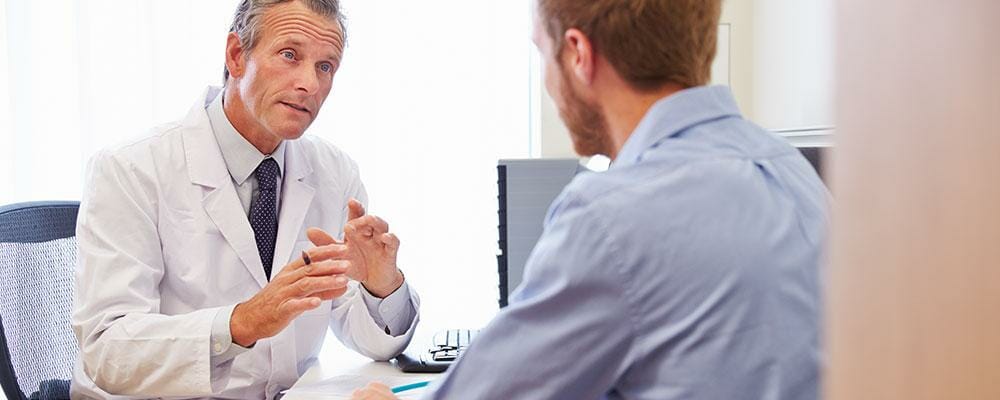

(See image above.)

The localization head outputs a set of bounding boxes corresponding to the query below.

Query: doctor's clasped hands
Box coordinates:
[308,199,404,298]
[231,198,405,347]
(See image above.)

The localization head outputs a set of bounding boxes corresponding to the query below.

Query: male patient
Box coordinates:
[72,1,419,398]
[354,0,826,399]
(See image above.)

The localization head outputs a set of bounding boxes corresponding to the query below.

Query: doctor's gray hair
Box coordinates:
[223,0,347,83]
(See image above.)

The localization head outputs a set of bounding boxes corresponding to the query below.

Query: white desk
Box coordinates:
[282,328,444,400]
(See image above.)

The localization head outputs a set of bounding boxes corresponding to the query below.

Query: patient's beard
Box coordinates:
[556,67,612,158]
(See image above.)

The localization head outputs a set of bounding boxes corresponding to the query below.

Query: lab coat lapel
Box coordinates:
[181,92,269,288]
[272,140,315,275]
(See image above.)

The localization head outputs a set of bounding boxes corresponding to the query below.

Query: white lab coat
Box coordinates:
[71,88,419,399]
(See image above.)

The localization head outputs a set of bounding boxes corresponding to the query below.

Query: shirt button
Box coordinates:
[213,342,223,354]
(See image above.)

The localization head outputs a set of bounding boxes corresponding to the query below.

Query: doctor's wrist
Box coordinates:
[230,302,260,348]
[363,268,404,299]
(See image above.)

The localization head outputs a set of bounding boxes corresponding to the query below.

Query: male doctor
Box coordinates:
[71,0,419,398]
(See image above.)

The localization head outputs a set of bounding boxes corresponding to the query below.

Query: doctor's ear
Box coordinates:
[225,32,246,80]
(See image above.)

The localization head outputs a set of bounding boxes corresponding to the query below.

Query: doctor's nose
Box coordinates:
[293,65,320,94]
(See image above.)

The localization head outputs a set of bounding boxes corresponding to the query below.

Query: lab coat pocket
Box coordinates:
[159,210,255,303]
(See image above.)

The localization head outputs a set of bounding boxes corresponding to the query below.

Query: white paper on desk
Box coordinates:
[283,375,431,399]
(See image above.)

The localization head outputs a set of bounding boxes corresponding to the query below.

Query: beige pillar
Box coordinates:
[827,1,1000,399]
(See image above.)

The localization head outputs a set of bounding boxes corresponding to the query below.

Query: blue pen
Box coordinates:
[391,380,431,393]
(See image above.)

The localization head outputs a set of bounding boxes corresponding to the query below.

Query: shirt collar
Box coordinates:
[612,85,742,169]
[206,89,286,185]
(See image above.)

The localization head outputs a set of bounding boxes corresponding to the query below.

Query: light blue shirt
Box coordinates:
[427,86,827,399]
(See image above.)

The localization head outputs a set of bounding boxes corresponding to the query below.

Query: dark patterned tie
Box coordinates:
[250,158,279,280]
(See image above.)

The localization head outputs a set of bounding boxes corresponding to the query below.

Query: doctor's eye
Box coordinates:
[319,62,333,73]
[280,50,296,60]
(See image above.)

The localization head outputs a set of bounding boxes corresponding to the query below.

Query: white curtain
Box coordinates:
[0,0,237,203]
[0,0,533,330]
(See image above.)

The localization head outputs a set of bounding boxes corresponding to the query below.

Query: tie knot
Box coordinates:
[255,158,280,191]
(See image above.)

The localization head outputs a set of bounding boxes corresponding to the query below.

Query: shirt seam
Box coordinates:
[562,191,643,358]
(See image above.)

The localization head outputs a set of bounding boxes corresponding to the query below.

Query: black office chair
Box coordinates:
[0,201,80,400]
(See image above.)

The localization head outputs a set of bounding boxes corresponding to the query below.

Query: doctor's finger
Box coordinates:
[302,259,349,277]
[305,244,350,264]
[348,215,389,235]
[380,233,400,253]
[313,286,348,301]
[307,227,341,246]
[278,297,322,317]
[284,275,349,298]
[343,222,373,241]
[348,198,366,220]
[273,257,334,282]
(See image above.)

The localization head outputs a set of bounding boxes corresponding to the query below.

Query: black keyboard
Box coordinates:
[394,329,479,373]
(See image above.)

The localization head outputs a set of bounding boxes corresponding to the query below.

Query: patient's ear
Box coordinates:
[225,32,246,80]
[563,28,596,86]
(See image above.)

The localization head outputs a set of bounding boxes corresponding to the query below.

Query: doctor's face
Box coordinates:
[231,1,344,141]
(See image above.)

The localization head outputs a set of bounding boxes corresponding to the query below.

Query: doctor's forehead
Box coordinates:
[258,1,345,54]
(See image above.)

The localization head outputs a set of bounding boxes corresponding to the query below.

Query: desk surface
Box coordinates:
[283,329,443,400]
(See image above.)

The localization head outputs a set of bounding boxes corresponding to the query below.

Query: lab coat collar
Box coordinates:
[271,134,316,277]
[206,91,288,187]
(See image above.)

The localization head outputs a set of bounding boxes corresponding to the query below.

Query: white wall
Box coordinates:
[0,0,237,206]
[321,0,534,330]
[0,0,10,201]
[752,0,835,132]
[721,0,755,120]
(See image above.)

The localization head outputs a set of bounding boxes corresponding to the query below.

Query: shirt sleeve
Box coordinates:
[209,305,251,367]
[425,193,638,399]
[359,281,417,336]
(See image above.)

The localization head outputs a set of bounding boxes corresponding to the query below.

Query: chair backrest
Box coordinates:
[0,201,80,400]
